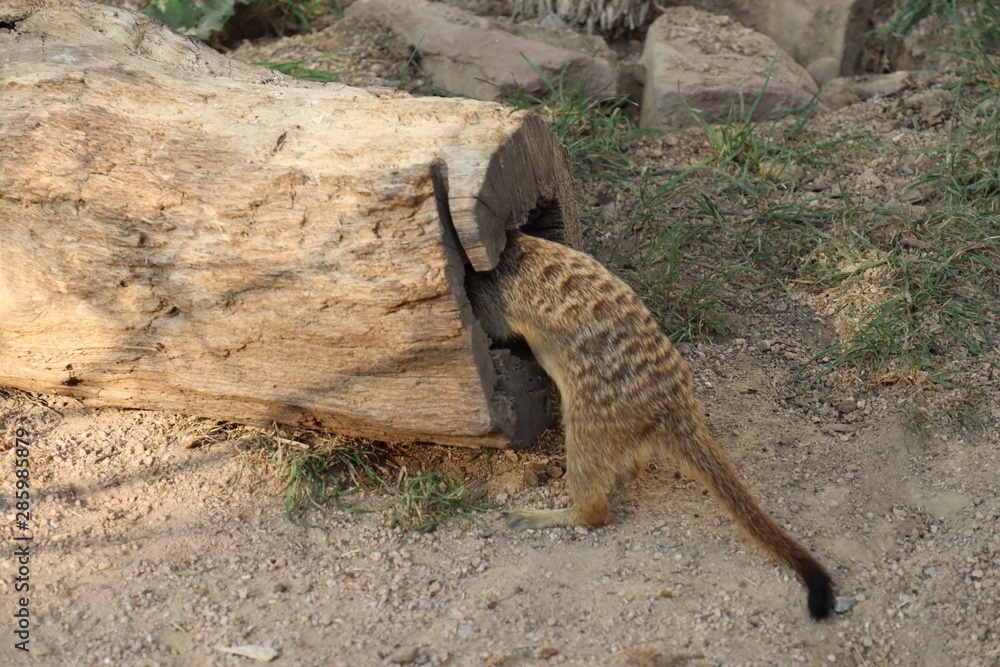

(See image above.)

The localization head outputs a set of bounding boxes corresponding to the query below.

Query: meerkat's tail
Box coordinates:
[676,419,835,620]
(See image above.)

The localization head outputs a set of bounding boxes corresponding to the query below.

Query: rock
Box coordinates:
[388,645,421,664]
[821,71,913,110]
[806,56,841,87]
[855,71,912,99]
[834,595,857,613]
[346,0,616,101]
[637,8,818,129]
[903,88,951,126]
[524,461,548,487]
[820,77,861,110]
[837,399,857,414]
[216,645,279,662]
[533,646,560,659]
[677,0,878,77]
[856,168,883,190]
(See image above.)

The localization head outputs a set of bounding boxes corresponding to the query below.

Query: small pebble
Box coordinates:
[834,596,856,613]
[837,399,857,414]
[533,646,560,659]
[388,646,420,664]
[216,645,279,662]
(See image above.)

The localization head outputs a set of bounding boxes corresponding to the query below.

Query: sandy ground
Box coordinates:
[3,334,998,666]
[2,2,999,666]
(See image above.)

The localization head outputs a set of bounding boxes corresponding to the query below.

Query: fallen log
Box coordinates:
[0,0,581,447]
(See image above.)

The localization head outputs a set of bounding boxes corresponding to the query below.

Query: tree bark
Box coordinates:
[0,0,580,447]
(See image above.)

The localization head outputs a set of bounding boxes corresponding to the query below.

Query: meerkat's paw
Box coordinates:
[504,508,574,529]
[504,504,609,529]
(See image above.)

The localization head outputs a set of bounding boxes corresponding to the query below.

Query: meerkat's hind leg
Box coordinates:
[505,507,582,529]
[505,422,613,529]
[504,485,610,529]
[628,445,656,482]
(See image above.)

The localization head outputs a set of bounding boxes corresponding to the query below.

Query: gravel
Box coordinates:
[2,3,998,665]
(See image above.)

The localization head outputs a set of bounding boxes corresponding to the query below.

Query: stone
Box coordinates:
[854,71,912,99]
[637,8,818,129]
[903,88,950,125]
[819,77,861,110]
[837,399,857,414]
[523,461,549,487]
[216,645,279,662]
[834,595,856,613]
[533,646,560,659]
[680,0,879,77]
[388,645,421,664]
[806,56,841,87]
[346,0,616,101]
[820,71,912,110]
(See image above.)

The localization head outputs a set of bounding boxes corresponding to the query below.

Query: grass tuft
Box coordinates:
[235,432,387,527]
[610,168,733,341]
[393,472,491,535]
[500,60,638,179]
[231,428,489,535]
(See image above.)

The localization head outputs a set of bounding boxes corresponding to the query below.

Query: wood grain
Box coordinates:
[0,0,579,446]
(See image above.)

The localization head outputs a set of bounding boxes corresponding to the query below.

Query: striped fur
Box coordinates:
[467,233,835,620]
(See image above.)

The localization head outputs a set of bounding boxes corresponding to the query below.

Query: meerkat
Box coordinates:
[466,232,835,620]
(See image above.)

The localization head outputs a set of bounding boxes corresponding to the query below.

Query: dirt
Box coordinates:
[2,4,999,667]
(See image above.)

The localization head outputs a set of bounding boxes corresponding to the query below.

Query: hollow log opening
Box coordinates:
[522,198,570,244]
[455,197,571,446]
[473,196,567,363]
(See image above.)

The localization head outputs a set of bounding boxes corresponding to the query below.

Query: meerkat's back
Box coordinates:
[467,233,835,620]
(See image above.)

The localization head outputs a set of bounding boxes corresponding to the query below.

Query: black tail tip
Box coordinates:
[805,565,836,621]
